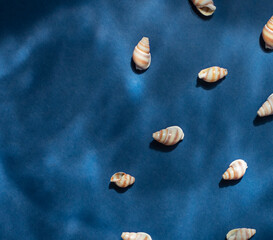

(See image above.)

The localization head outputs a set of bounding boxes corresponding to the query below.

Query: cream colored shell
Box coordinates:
[191,0,216,16]
[198,66,228,83]
[153,126,184,146]
[110,172,135,188]
[132,37,151,70]
[222,159,248,180]
[226,228,256,240]
[121,232,152,240]
[257,93,273,117]
[262,16,273,49]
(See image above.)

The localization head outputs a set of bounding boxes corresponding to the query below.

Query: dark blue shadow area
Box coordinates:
[259,33,273,53]
[0,0,85,37]
[253,115,273,126]
[108,182,134,193]
[196,77,226,90]
[218,178,242,188]
[149,140,180,152]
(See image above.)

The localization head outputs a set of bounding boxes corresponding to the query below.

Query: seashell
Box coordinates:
[121,232,152,240]
[192,0,216,16]
[257,93,273,117]
[132,37,151,70]
[198,66,228,83]
[110,172,135,188]
[153,126,184,146]
[226,228,256,240]
[262,16,273,49]
[222,159,248,180]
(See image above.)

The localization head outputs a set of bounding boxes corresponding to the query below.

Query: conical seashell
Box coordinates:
[262,16,273,49]
[152,126,184,146]
[110,172,135,188]
[132,37,151,70]
[257,93,273,117]
[226,228,256,240]
[121,232,152,240]
[192,0,216,16]
[222,159,248,180]
[198,66,228,83]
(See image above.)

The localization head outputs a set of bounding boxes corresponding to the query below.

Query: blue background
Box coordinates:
[0,0,273,239]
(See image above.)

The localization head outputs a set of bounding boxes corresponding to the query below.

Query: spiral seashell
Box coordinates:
[226,228,256,240]
[132,37,151,70]
[192,0,216,16]
[257,93,273,117]
[222,159,248,180]
[198,66,228,83]
[262,16,273,49]
[110,172,135,188]
[121,232,152,240]
[152,126,184,146]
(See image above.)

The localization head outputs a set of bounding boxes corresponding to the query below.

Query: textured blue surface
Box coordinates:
[0,0,273,239]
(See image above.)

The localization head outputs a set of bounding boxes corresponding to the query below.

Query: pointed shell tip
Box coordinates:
[198,71,205,79]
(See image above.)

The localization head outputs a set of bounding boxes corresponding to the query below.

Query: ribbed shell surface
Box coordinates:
[152,126,184,146]
[191,0,216,16]
[226,228,256,240]
[257,93,273,117]
[110,172,135,188]
[132,37,151,70]
[222,159,248,180]
[121,232,152,240]
[262,16,273,49]
[198,66,228,82]
[192,0,214,7]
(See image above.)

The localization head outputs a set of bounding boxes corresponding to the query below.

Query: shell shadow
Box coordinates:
[130,58,148,74]
[196,77,225,90]
[108,182,133,193]
[149,140,179,152]
[187,0,213,21]
[253,115,273,126]
[218,178,242,188]
[259,33,273,53]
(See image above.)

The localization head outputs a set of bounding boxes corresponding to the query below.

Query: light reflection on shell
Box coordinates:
[152,126,184,146]
[198,66,228,83]
[262,16,273,49]
[132,37,151,70]
[222,159,248,180]
[226,228,256,240]
[257,93,273,117]
[121,232,152,240]
[110,172,135,188]
[191,0,216,16]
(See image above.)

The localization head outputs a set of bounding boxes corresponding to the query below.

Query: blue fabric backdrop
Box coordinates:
[0,0,272,239]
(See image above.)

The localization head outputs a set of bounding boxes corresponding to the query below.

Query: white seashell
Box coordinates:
[152,126,184,146]
[262,16,273,49]
[132,37,151,70]
[192,0,216,16]
[222,159,248,180]
[226,228,256,240]
[121,232,152,240]
[257,93,273,117]
[198,66,228,83]
[110,172,135,188]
